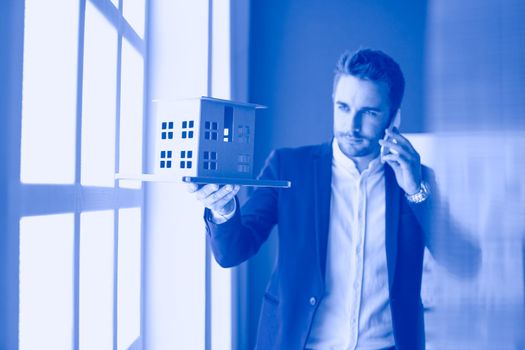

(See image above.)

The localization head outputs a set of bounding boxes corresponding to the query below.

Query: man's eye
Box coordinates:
[338,104,349,112]
[364,110,379,117]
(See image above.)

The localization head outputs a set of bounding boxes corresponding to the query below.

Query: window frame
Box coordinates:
[2,0,150,348]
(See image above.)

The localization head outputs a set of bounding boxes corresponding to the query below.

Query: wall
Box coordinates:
[245,0,428,347]
[249,0,428,166]
[423,0,525,348]
[145,1,209,349]
[242,0,525,348]
[0,0,24,347]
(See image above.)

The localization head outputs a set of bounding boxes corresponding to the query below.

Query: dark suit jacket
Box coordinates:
[205,141,436,350]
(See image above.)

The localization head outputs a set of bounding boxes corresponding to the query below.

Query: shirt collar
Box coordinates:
[332,138,383,177]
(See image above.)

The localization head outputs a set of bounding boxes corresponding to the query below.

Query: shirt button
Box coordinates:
[309,297,317,306]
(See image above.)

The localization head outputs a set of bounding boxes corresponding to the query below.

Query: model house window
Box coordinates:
[160,150,173,168]
[237,164,250,173]
[237,154,250,173]
[161,121,174,139]
[180,150,193,169]
[181,120,194,139]
[237,125,250,143]
[203,151,218,170]
[204,121,219,140]
[223,106,233,142]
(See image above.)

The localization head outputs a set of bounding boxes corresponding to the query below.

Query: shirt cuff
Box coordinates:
[210,199,237,224]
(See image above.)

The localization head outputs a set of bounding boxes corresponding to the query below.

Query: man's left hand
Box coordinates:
[379,127,422,195]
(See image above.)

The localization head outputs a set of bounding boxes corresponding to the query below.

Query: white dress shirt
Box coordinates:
[306,139,395,350]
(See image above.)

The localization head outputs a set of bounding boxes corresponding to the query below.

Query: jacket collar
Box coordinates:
[384,164,400,291]
[313,141,333,282]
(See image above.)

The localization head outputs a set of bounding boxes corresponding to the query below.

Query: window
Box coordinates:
[237,125,250,143]
[237,164,250,173]
[180,150,193,169]
[117,208,142,349]
[161,121,174,140]
[6,0,237,349]
[181,120,195,139]
[160,150,173,169]
[204,121,219,140]
[79,211,114,349]
[237,154,250,173]
[16,1,147,349]
[19,214,75,350]
[20,0,78,184]
[223,106,233,142]
[203,151,218,170]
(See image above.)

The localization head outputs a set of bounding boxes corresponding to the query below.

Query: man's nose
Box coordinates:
[349,113,362,132]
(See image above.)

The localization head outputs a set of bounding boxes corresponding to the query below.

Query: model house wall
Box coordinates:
[154,97,257,179]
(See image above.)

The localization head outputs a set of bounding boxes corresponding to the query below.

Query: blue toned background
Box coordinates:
[249,0,428,166]
[244,0,525,349]
[1,0,524,349]
[246,1,428,348]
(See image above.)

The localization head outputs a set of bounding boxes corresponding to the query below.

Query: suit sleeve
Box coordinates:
[203,150,280,267]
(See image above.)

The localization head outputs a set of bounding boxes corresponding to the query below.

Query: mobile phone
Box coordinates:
[380,109,401,162]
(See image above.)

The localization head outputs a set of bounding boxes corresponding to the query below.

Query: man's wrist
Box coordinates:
[210,199,237,224]
[405,181,431,203]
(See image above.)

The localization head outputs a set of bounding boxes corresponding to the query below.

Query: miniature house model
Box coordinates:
[154,97,259,180]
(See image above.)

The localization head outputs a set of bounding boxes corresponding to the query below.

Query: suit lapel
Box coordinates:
[313,142,333,283]
[385,165,401,292]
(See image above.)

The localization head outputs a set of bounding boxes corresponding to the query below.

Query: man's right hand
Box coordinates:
[186,183,241,217]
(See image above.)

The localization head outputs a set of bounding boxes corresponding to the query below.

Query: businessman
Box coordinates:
[188,49,436,349]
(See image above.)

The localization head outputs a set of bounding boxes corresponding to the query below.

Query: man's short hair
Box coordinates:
[334,48,405,117]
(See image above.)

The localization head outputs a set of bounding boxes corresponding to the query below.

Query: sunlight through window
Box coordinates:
[119,39,144,189]
[20,0,79,184]
[81,1,118,187]
[19,214,74,350]
[117,208,142,349]
[79,210,115,350]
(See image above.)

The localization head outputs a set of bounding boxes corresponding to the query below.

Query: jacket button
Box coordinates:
[309,297,317,306]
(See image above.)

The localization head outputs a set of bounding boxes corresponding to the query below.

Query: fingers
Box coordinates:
[194,184,221,201]
[380,129,420,165]
[381,151,415,170]
[208,185,240,213]
[202,184,239,208]
[384,128,415,153]
[380,139,413,165]
[187,183,241,213]
[380,138,406,157]
[382,154,403,168]
[185,183,199,193]
[381,128,423,194]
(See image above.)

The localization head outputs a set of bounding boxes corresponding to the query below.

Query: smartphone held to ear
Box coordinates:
[380,109,401,163]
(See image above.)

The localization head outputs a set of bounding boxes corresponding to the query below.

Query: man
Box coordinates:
[188,49,434,349]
